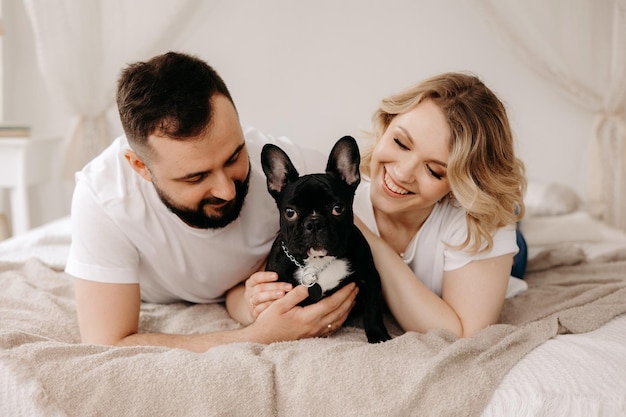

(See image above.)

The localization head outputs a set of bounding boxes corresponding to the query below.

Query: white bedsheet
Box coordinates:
[482,314,626,416]
[0,216,71,269]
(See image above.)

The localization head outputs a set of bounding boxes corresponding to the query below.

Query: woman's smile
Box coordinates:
[382,167,413,197]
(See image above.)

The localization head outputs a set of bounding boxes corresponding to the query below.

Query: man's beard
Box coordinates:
[155,167,251,229]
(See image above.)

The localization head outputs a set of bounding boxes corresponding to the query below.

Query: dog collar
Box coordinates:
[280,241,335,287]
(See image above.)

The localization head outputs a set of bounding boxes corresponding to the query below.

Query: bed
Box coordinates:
[1,181,625,417]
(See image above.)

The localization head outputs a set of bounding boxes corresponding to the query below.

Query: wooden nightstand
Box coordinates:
[0,136,63,236]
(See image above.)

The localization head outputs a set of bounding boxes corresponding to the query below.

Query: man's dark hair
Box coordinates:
[116,51,235,158]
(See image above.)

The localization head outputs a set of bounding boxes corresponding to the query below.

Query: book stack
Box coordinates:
[0,123,31,138]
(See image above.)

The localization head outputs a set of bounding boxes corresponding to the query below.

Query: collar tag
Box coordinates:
[300,266,319,287]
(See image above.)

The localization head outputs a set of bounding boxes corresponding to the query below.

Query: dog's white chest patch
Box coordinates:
[295,256,351,294]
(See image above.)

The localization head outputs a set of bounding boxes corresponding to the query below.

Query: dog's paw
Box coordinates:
[366,327,392,344]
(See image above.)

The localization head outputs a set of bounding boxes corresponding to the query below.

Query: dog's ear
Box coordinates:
[326,136,361,190]
[261,144,300,199]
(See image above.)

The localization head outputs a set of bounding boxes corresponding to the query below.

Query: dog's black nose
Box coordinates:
[304,216,322,233]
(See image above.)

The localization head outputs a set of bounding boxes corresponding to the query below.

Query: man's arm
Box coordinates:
[74,278,142,345]
[74,276,358,353]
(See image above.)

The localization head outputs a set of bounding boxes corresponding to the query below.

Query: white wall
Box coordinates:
[1,0,71,230]
[3,0,594,231]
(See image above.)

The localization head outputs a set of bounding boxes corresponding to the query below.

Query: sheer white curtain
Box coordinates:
[23,0,206,177]
[472,0,626,230]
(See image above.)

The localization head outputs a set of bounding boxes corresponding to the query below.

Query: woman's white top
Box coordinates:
[354,178,527,298]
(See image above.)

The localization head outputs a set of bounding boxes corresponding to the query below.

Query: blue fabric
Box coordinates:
[511,225,527,279]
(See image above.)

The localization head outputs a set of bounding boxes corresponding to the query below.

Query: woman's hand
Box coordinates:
[226,270,290,326]
[245,271,292,320]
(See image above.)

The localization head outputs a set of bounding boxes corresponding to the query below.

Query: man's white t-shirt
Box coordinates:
[65,127,325,304]
[354,178,527,298]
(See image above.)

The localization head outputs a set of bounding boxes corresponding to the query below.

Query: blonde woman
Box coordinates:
[354,72,527,338]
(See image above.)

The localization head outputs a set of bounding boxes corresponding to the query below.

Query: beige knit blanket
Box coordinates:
[1,258,625,417]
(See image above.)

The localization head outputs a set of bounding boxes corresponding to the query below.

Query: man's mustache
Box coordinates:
[201,196,231,206]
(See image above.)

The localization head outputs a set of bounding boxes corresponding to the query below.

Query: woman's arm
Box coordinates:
[355,217,511,338]
[440,255,511,336]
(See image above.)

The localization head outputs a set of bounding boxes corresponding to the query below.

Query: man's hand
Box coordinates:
[247,283,359,343]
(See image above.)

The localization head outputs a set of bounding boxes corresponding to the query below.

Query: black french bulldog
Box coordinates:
[261,136,391,344]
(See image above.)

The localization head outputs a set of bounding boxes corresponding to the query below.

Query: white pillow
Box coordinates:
[520,210,609,246]
[521,207,626,272]
[524,182,581,217]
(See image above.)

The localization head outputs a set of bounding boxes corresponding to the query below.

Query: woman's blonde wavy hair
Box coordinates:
[361,72,526,254]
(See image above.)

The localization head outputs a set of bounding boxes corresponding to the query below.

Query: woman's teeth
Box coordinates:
[384,172,409,195]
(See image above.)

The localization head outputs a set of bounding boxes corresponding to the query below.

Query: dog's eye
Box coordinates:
[332,203,345,216]
[284,208,297,220]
